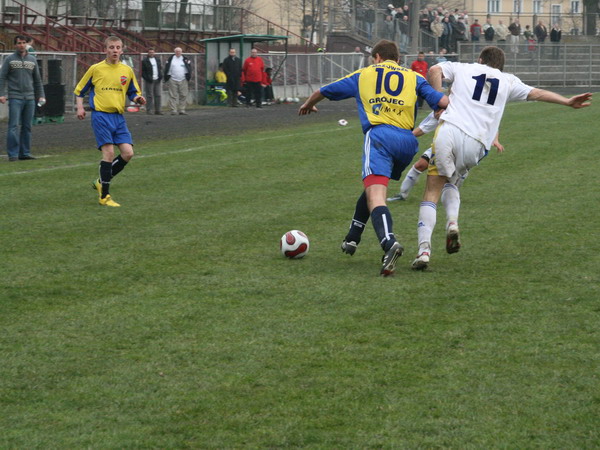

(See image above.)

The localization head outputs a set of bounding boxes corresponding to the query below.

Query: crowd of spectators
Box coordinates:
[356,3,564,58]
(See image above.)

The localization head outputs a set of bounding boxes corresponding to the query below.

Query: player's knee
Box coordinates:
[415,158,429,171]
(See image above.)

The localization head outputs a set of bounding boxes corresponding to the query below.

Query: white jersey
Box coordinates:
[417,112,439,134]
[438,61,533,149]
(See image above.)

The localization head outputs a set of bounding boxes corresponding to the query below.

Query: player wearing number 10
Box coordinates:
[412,46,592,270]
[299,40,449,276]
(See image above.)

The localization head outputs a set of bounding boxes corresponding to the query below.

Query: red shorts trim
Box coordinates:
[363,174,389,188]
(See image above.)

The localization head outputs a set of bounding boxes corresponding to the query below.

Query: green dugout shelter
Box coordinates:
[200,34,288,105]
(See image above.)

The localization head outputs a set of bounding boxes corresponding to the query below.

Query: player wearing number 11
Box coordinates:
[412,46,592,270]
[299,40,449,276]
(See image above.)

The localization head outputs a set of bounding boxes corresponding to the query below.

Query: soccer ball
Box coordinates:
[338,119,348,126]
[280,230,310,259]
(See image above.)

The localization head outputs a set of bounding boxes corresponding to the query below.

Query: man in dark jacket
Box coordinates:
[222,48,242,107]
[164,47,192,115]
[141,47,163,114]
[0,35,45,161]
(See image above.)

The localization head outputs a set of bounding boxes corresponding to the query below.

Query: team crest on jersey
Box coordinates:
[372,104,382,115]
[120,76,128,85]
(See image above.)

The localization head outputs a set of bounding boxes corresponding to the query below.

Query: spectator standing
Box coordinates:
[364,7,375,40]
[495,20,509,49]
[164,47,191,115]
[524,25,536,61]
[483,17,495,42]
[534,20,548,56]
[411,51,429,108]
[242,48,265,108]
[74,36,146,207]
[508,18,521,53]
[441,17,452,52]
[451,17,467,52]
[0,35,45,161]
[431,16,444,48]
[470,19,482,42]
[141,47,163,115]
[25,36,35,55]
[383,15,395,41]
[550,23,562,59]
[222,48,242,107]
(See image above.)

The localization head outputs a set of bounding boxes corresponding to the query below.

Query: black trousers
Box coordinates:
[245,82,262,107]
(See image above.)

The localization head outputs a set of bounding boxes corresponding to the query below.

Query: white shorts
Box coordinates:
[429,121,487,184]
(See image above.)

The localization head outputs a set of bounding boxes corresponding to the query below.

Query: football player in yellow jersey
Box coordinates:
[299,40,448,276]
[75,36,146,207]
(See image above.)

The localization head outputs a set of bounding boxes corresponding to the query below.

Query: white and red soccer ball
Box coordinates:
[280,230,310,259]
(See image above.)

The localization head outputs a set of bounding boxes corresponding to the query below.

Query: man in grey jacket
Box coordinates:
[0,35,45,161]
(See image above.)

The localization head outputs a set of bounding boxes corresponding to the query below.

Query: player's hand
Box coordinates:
[0,96,6,104]
[492,138,504,153]
[567,92,592,109]
[76,107,86,120]
[298,103,318,115]
[134,95,146,105]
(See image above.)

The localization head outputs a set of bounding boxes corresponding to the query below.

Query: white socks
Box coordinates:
[441,183,460,228]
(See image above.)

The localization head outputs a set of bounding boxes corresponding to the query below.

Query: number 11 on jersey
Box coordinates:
[471,74,499,105]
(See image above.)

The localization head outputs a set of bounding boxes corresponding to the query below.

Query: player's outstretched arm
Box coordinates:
[527,88,592,109]
[298,90,325,115]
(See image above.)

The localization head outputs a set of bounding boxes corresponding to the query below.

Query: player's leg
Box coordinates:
[365,180,403,277]
[341,190,369,255]
[98,144,119,206]
[111,115,135,178]
[388,150,431,201]
[441,183,461,253]
[413,174,446,270]
[413,123,456,269]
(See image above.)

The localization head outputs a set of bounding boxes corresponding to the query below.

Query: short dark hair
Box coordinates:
[14,35,27,44]
[479,46,505,71]
[371,40,399,62]
[104,36,122,47]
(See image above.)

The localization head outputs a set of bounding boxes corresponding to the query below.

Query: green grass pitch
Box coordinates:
[1,100,599,447]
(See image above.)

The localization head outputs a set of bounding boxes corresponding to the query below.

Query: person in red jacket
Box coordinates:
[262,67,274,105]
[410,51,429,108]
[242,48,265,108]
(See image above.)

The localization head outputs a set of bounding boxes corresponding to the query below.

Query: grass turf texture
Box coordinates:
[1,101,599,447]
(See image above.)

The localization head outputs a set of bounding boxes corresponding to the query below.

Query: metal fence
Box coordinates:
[2,46,597,120]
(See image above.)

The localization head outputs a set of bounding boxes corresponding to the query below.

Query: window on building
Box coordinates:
[533,0,543,14]
[513,0,523,13]
[570,0,579,13]
[551,4,561,26]
[488,0,500,13]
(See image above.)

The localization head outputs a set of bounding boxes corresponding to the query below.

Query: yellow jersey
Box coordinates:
[74,60,141,114]
[320,59,443,133]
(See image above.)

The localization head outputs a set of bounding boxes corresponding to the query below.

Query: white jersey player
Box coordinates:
[387,110,503,202]
[412,46,592,270]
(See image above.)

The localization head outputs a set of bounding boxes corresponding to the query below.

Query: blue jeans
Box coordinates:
[7,98,35,158]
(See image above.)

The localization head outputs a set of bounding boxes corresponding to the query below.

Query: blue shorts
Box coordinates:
[91,111,133,149]
[362,125,418,181]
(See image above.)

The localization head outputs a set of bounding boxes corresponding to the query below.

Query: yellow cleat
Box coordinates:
[99,195,120,207]
[92,179,102,198]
